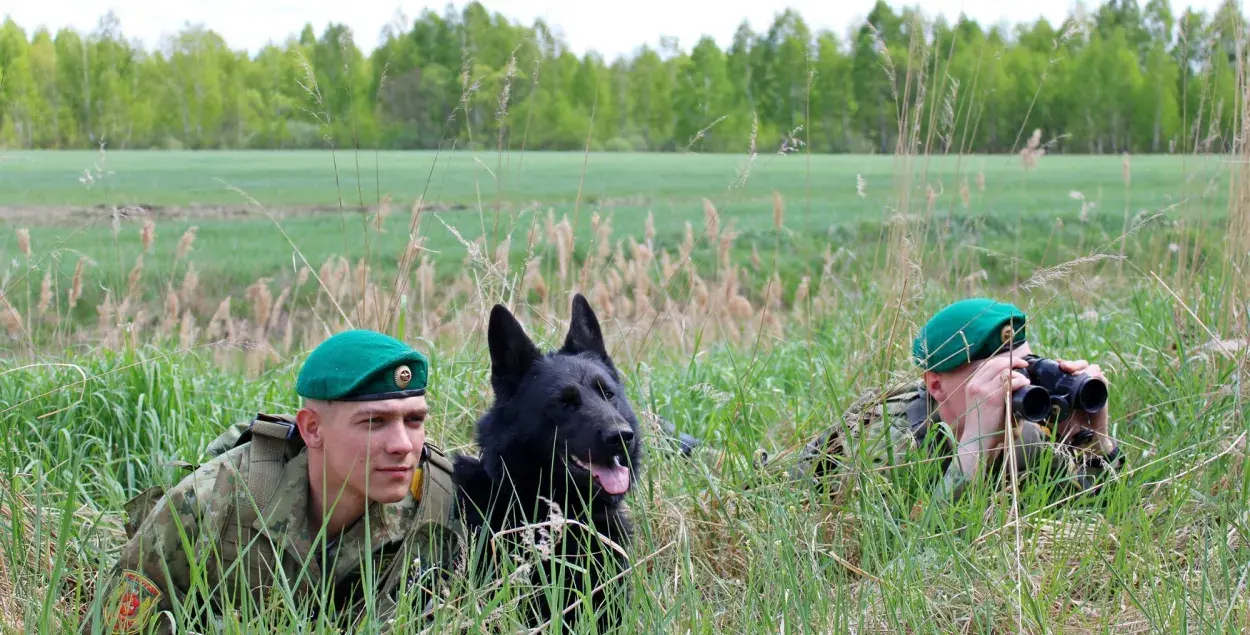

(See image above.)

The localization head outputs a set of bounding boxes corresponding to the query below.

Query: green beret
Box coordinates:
[912,298,1027,373]
[296,329,429,401]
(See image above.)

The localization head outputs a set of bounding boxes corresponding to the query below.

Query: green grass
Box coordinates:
[2,279,1247,633]
[1,147,1248,633]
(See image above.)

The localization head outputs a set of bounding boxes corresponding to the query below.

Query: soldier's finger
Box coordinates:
[977,355,1025,380]
[965,362,1001,390]
[1059,359,1089,373]
[982,370,1028,403]
[1005,353,1030,368]
[1008,372,1032,392]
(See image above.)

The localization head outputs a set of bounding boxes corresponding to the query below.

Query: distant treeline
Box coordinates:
[0,0,1246,154]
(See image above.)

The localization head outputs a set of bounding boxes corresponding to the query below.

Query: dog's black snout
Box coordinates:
[603,428,634,448]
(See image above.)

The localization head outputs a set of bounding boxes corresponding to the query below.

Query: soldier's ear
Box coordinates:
[296,407,324,450]
[923,371,947,402]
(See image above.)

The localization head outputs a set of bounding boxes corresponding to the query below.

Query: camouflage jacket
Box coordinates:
[81,433,460,635]
[794,381,1125,503]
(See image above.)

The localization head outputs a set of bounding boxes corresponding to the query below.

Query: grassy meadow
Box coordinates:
[1,150,1232,317]
[1,143,1249,633]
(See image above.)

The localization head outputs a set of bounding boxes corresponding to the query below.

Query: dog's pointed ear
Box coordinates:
[561,293,610,361]
[488,303,540,396]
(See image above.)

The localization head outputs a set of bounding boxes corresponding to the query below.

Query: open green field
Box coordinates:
[1,150,1231,213]
[0,150,1233,308]
[1,148,1248,633]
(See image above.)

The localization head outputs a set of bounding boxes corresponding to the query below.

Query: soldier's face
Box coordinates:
[322,396,429,504]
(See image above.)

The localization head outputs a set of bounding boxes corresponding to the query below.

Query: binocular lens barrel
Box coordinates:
[1072,376,1109,413]
[1011,385,1052,422]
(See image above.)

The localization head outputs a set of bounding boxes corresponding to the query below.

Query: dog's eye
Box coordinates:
[560,386,581,409]
[594,380,614,401]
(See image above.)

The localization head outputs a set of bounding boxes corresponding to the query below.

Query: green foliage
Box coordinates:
[0,1,1246,153]
[1,272,1247,632]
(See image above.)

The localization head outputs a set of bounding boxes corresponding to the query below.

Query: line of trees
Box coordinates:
[0,0,1246,154]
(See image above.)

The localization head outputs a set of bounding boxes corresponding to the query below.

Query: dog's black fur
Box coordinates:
[452,294,641,631]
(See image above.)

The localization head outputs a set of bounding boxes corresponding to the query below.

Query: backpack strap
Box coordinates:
[413,442,456,525]
[235,413,301,530]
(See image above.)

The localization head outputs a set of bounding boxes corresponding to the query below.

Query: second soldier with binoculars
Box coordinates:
[791,298,1124,504]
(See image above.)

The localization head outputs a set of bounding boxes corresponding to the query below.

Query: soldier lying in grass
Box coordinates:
[80,330,460,634]
[793,298,1125,505]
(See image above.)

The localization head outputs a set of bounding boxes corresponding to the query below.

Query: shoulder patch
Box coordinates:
[105,570,163,634]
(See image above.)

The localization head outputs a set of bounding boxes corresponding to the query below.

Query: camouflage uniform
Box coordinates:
[794,381,1125,503]
[81,415,459,635]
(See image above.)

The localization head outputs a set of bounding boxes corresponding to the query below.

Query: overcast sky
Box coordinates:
[3,0,1232,60]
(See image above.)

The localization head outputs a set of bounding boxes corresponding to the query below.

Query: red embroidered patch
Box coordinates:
[105,570,163,634]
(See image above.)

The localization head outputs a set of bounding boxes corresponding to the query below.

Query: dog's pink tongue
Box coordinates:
[590,463,630,495]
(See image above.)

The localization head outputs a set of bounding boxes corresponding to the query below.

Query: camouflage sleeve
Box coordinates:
[80,463,232,635]
[81,494,192,634]
[791,385,929,488]
[792,420,848,482]
[203,419,251,459]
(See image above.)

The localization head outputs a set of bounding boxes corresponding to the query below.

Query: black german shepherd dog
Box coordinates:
[452,294,641,631]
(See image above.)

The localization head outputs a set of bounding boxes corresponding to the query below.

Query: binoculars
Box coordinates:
[1010,354,1109,424]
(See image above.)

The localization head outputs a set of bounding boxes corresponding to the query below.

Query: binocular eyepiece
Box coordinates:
[1009,355,1109,423]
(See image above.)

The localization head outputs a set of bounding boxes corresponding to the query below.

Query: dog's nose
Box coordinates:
[603,428,634,448]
